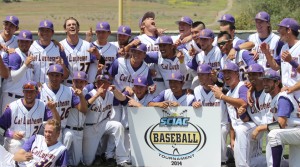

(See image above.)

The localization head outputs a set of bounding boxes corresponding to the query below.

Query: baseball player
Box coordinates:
[109,43,153,91]
[171,16,193,51]
[255,69,299,167]
[60,17,101,85]
[210,62,262,167]
[148,71,195,107]
[110,25,132,50]
[1,30,34,113]
[83,74,129,166]
[0,15,19,50]
[264,18,300,100]
[63,71,88,166]
[218,31,255,81]
[0,81,60,154]
[192,64,229,166]
[39,64,87,139]
[248,11,282,69]
[189,21,205,55]
[92,21,118,74]
[29,20,69,84]
[0,119,68,167]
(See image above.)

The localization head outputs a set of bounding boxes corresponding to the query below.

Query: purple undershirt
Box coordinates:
[277,97,294,117]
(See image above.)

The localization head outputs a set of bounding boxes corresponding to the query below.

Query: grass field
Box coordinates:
[0,0,228,32]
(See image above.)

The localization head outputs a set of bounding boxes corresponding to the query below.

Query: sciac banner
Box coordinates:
[128,107,221,167]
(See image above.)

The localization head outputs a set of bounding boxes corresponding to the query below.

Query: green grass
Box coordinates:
[0,0,228,31]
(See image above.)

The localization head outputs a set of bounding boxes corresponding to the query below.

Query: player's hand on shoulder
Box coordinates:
[192,101,202,108]
[226,48,236,61]
[174,39,181,48]
[181,35,192,44]
[52,39,64,51]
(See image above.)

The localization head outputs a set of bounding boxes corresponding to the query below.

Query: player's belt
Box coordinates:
[8,92,24,99]
[85,123,96,126]
[153,78,164,82]
[66,125,84,131]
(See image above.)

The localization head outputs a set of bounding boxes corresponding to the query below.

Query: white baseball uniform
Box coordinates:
[0,34,18,49]
[225,81,263,167]
[92,41,118,74]
[194,85,229,162]
[83,89,128,165]
[213,36,241,47]
[280,40,300,101]
[151,89,195,106]
[60,38,98,85]
[29,41,62,83]
[0,99,50,154]
[266,91,300,167]
[1,48,34,112]
[248,32,280,69]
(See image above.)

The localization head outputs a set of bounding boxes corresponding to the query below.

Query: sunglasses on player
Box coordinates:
[217,40,231,48]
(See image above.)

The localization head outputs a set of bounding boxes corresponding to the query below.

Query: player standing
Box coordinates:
[0,15,19,49]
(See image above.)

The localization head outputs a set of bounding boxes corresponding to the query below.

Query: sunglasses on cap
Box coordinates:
[217,40,231,48]
[23,83,38,90]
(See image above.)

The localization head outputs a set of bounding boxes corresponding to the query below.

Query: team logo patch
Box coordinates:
[181,17,184,21]
[53,65,57,72]
[23,32,27,38]
[144,109,206,163]
[222,15,226,20]
[122,26,126,33]
[249,66,252,71]
[44,21,48,27]
[100,23,103,29]
[78,72,81,78]
[138,77,142,83]
[171,73,175,79]
[9,16,13,21]
[258,13,261,19]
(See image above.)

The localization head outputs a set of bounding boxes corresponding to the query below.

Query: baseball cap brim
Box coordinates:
[3,20,18,27]
[134,83,147,87]
[117,32,131,36]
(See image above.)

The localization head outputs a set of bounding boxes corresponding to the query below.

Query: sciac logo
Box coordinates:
[144,110,206,157]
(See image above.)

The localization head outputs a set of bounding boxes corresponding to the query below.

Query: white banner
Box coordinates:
[128,106,221,167]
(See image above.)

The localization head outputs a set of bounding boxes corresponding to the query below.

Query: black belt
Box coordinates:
[8,92,23,99]
[67,80,73,84]
[85,123,96,126]
[153,78,164,82]
[66,125,84,131]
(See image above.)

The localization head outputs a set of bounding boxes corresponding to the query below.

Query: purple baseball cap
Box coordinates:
[117,25,131,36]
[47,64,64,75]
[221,62,239,72]
[218,14,235,24]
[39,20,54,30]
[199,29,214,39]
[96,22,111,32]
[246,63,264,73]
[278,18,299,32]
[255,11,270,22]
[260,69,281,80]
[197,64,212,74]
[167,72,184,81]
[133,76,148,87]
[18,30,33,41]
[95,74,111,83]
[23,81,38,91]
[139,11,155,28]
[130,43,147,53]
[156,35,173,45]
[176,16,193,26]
[73,71,88,81]
[3,15,19,27]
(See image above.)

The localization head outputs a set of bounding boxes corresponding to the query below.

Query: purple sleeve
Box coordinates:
[276,41,284,57]
[44,107,53,121]
[2,52,9,66]
[113,97,120,106]
[22,135,36,151]
[241,50,256,66]
[108,58,119,77]
[60,51,69,67]
[8,53,22,70]
[71,91,80,108]
[120,91,130,106]
[151,90,165,102]
[147,70,154,85]
[144,52,159,64]
[85,93,92,101]
[187,56,198,71]
[238,85,248,103]
[55,149,68,166]
[90,53,97,62]
[84,83,95,92]
[0,107,12,130]
[277,97,294,117]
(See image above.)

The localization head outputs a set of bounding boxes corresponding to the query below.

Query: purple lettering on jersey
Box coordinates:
[119,74,134,83]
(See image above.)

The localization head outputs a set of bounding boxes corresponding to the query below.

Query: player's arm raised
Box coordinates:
[46,96,61,123]
[110,85,126,101]
[74,88,88,113]
[87,84,105,105]
[261,43,280,71]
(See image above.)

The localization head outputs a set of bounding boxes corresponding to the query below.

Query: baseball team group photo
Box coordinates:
[0,0,300,167]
